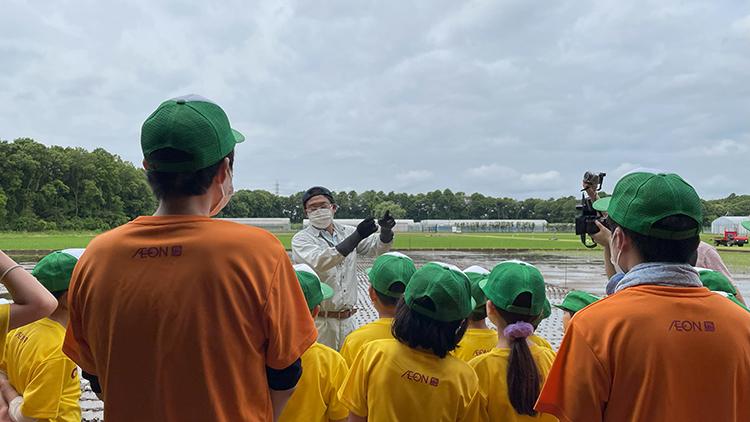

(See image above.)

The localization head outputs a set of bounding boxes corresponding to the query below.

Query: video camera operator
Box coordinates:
[580,173,618,287]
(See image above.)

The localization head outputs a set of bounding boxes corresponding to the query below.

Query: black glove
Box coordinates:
[356,217,378,238]
[378,211,395,243]
[336,218,378,257]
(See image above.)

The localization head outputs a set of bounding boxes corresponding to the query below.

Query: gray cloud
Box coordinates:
[0,0,748,199]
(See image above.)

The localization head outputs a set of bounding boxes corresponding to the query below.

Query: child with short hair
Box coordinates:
[469,261,557,421]
[455,266,497,362]
[279,264,349,422]
[339,262,479,421]
[0,250,56,348]
[553,290,600,333]
[340,252,415,366]
[0,249,84,422]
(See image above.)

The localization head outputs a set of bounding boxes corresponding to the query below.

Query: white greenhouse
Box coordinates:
[711,216,750,236]
[302,219,421,232]
[419,219,549,233]
[219,218,292,232]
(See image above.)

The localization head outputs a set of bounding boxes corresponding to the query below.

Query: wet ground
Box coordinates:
[400,250,750,299]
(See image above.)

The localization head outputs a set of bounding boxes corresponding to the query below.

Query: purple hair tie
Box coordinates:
[503,322,534,340]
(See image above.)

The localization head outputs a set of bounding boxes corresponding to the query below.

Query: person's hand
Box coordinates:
[582,181,599,201]
[378,211,396,231]
[356,217,378,238]
[378,211,396,243]
[591,220,611,247]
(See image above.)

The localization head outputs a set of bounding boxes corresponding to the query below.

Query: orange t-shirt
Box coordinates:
[536,285,750,422]
[63,216,317,422]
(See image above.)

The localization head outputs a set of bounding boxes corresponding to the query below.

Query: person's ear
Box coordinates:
[142,159,150,170]
[331,204,337,215]
[615,228,630,253]
[216,158,231,185]
[485,302,498,324]
[368,286,378,303]
[311,305,320,318]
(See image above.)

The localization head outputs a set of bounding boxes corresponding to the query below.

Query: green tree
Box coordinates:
[373,201,406,219]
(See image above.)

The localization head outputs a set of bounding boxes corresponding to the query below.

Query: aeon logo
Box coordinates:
[668,320,716,332]
[131,246,183,258]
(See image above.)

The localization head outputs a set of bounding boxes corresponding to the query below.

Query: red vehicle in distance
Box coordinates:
[714,230,748,247]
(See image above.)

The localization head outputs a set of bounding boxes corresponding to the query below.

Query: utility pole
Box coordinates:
[274,180,280,196]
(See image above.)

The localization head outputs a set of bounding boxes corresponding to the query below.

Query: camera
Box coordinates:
[582,171,606,191]
[575,171,607,248]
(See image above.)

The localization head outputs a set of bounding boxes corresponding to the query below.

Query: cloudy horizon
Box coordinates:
[1,0,748,199]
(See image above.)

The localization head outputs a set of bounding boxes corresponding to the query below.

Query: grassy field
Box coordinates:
[1,230,746,253]
[0,232,97,251]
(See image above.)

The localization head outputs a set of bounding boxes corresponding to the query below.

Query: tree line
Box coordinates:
[1,139,747,231]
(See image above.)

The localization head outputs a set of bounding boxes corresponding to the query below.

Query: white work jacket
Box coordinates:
[291,222,392,311]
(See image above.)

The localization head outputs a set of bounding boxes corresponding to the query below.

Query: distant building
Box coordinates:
[302,219,420,232]
[301,218,551,233]
[711,216,750,236]
[420,219,548,233]
[219,218,291,232]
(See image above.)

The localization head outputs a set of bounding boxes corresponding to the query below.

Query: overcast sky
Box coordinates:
[1,0,748,199]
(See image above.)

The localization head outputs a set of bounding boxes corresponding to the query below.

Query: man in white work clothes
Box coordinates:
[292,186,395,349]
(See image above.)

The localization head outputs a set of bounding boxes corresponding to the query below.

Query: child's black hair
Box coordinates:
[391,298,468,358]
[607,215,699,264]
[146,149,235,200]
[469,306,488,322]
[373,282,406,307]
[492,292,542,416]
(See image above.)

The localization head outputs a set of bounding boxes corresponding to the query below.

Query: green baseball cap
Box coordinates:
[404,262,476,322]
[480,261,546,316]
[368,252,417,298]
[542,298,551,319]
[141,95,245,172]
[532,299,552,326]
[554,290,600,314]
[592,172,702,240]
[463,265,490,310]
[294,264,334,311]
[32,249,84,293]
[696,268,737,295]
[742,221,750,232]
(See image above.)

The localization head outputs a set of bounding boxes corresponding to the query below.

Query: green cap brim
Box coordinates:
[592,197,611,212]
[478,278,489,293]
[320,283,334,301]
[742,221,750,231]
[232,128,245,143]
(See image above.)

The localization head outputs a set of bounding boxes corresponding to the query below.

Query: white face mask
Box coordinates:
[309,208,333,229]
[610,228,625,274]
[209,169,234,217]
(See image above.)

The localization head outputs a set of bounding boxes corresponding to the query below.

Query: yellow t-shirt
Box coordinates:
[279,343,349,422]
[3,318,80,422]
[469,346,557,422]
[529,334,553,351]
[339,339,479,422]
[454,328,497,362]
[340,317,393,366]
[0,304,9,356]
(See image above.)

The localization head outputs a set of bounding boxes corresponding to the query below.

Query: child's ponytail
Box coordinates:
[497,304,541,416]
[506,321,540,415]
